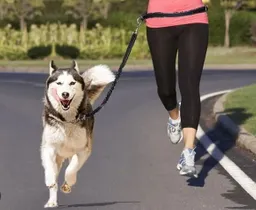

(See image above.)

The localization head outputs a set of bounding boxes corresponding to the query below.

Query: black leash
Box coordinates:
[79,6,208,120]
[79,27,138,120]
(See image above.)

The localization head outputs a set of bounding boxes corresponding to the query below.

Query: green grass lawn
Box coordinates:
[224,83,256,136]
[0,47,256,68]
[205,47,256,64]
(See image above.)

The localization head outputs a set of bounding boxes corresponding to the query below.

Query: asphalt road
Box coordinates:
[0,69,255,210]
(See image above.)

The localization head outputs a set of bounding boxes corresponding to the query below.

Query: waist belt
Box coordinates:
[140,6,208,21]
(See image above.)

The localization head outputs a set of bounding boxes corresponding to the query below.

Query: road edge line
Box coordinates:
[198,89,256,200]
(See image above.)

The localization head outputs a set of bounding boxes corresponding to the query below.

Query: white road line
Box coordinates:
[198,90,256,200]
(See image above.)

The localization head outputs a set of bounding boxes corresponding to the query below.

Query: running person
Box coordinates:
[145,0,209,177]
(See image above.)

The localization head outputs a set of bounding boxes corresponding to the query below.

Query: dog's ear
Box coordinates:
[49,60,58,75]
[71,60,79,73]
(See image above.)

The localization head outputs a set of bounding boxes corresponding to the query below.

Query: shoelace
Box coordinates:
[181,148,196,167]
[168,122,181,133]
[184,148,195,166]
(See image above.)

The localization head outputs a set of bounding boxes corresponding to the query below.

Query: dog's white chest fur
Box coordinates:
[43,123,87,158]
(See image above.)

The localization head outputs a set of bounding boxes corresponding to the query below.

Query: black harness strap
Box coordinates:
[79,6,208,120]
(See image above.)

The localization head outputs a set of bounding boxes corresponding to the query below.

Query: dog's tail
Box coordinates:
[82,65,115,105]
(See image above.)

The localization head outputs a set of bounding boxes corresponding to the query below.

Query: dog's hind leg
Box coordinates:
[56,155,64,176]
[61,146,92,193]
[41,147,59,208]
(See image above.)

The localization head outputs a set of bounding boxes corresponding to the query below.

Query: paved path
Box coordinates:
[0,70,255,210]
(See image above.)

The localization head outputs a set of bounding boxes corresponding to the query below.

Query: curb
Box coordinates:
[0,64,256,74]
[213,91,256,155]
[0,65,154,74]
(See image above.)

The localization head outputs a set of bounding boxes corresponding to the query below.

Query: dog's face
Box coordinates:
[46,60,85,113]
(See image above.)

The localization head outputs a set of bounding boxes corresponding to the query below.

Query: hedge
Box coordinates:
[27,45,52,59]
[56,44,80,59]
[0,10,256,60]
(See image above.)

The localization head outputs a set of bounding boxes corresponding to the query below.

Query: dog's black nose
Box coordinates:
[62,92,69,99]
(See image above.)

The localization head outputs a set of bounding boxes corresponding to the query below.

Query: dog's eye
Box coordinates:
[56,82,62,85]
[69,81,76,86]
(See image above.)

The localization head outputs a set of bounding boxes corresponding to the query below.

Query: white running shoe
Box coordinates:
[177,148,198,178]
[167,102,183,144]
[167,116,183,144]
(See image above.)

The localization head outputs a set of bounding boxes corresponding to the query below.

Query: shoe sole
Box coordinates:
[174,133,183,144]
[177,164,198,178]
[180,170,198,178]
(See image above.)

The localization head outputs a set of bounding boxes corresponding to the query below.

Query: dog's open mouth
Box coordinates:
[60,98,73,110]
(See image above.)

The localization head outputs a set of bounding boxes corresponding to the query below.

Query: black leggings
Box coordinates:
[146,23,208,129]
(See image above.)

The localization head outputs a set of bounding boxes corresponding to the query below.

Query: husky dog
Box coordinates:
[40,60,115,208]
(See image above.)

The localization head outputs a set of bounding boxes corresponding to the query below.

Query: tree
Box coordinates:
[62,0,125,29]
[62,0,125,46]
[1,0,44,48]
[110,0,147,14]
[203,0,256,47]
[0,0,10,20]
[220,0,256,47]
[94,0,125,19]
[62,0,92,33]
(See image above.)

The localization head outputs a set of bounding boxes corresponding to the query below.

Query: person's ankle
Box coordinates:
[184,145,195,150]
[169,107,180,121]
[169,115,180,124]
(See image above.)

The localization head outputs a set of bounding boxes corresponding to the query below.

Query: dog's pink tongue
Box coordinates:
[51,88,60,101]
[62,100,69,105]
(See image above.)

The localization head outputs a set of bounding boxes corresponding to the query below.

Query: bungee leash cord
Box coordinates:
[79,6,208,120]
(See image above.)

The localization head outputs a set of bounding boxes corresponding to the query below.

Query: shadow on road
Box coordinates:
[185,99,256,209]
[186,107,252,188]
[186,121,238,188]
[58,201,140,209]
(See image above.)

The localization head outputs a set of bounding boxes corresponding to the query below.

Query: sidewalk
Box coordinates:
[0,64,256,74]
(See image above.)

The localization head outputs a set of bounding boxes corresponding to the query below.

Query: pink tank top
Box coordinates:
[146,0,208,28]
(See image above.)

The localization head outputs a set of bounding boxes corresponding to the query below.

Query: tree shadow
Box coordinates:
[186,107,252,187]
[57,201,140,209]
[222,186,256,210]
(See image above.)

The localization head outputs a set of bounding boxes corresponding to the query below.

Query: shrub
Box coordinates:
[0,47,27,60]
[27,45,52,59]
[208,8,225,46]
[1,13,256,61]
[56,44,80,59]
[250,21,256,45]
[103,12,139,30]
[79,25,126,59]
[230,11,256,46]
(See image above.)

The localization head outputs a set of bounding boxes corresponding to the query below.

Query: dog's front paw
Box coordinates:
[61,182,72,194]
[44,200,58,208]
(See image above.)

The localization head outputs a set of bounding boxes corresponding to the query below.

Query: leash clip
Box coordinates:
[135,16,144,34]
